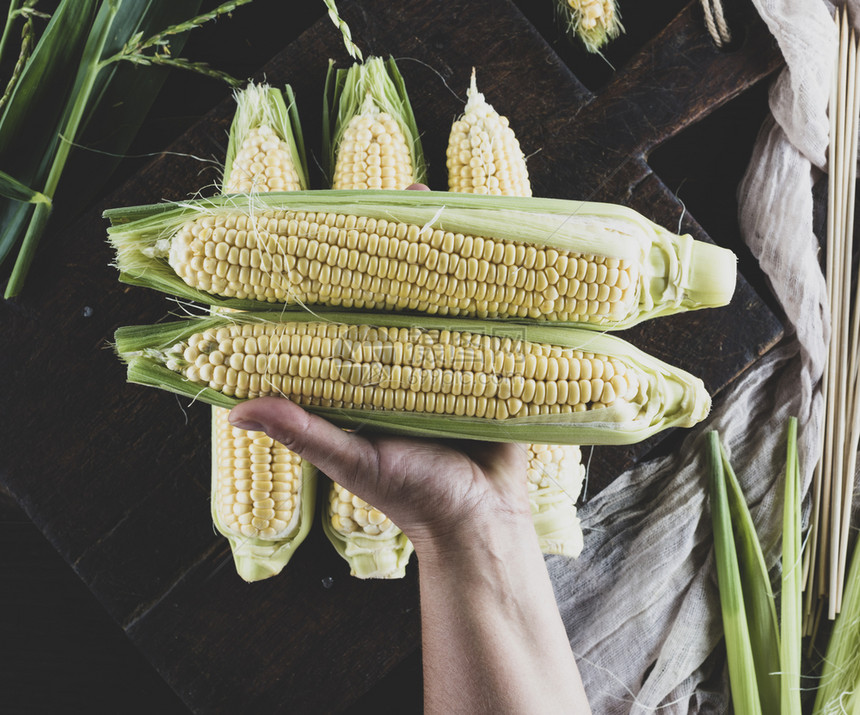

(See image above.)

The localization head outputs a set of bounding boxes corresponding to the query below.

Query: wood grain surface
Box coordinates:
[1,0,784,711]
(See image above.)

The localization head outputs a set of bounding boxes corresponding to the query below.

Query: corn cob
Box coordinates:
[447,70,531,197]
[527,444,585,557]
[114,310,711,446]
[107,191,737,331]
[445,87,585,557]
[320,62,426,578]
[321,478,414,579]
[221,82,308,194]
[212,83,313,582]
[323,56,426,189]
[557,0,623,54]
[212,408,315,581]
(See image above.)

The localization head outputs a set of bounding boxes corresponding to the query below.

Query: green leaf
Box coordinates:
[2,0,204,296]
[62,0,203,209]
[0,168,50,205]
[780,417,803,714]
[719,435,781,713]
[0,0,99,267]
[709,432,764,715]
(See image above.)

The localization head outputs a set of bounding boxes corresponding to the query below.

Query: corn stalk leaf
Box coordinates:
[780,416,802,714]
[0,0,99,270]
[1,0,206,297]
[61,0,203,210]
[0,168,49,204]
[709,431,766,715]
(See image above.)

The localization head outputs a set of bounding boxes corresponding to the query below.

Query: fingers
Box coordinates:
[406,183,430,191]
[229,397,378,494]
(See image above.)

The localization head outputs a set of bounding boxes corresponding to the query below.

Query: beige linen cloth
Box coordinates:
[550,2,845,711]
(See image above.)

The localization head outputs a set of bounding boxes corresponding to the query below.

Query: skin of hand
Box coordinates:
[226,183,591,713]
[228,397,591,714]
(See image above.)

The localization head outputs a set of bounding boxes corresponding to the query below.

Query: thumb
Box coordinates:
[228,396,379,494]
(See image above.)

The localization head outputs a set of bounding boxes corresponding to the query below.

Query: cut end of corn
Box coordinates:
[447,70,532,197]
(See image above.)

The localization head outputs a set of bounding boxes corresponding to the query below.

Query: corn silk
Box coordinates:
[548,1,843,711]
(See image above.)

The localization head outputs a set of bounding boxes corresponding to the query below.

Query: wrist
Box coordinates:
[409,506,537,565]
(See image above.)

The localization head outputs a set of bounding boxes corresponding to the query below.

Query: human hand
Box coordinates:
[228,397,529,554]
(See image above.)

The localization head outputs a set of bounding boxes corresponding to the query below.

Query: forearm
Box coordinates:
[415,515,591,714]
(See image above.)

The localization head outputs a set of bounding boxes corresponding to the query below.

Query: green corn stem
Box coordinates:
[0,1,22,69]
[105,189,737,330]
[319,476,413,579]
[781,417,802,715]
[0,0,99,272]
[211,427,316,583]
[323,55,426,185]
[0,168,50,205]
[114,309,711,446]
[222,82,309,192]
[709,431,765,715]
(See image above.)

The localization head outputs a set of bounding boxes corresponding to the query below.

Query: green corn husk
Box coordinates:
[320,476,414,579]
[709,432,781,715]
[211,417,316,582]
[105,190,737,331]
[222,81,309,192]
[114,309,711,446]
[322,55,426,186]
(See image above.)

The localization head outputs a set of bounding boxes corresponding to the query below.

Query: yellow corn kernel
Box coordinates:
[328,482,399,538]
[224,124,303,193]
[171,320,641,415]
[332,94,414,190]
[166,209,637,322]
[214,408,303,540]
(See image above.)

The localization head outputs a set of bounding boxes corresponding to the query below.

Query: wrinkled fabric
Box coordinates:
[550,2,844,711]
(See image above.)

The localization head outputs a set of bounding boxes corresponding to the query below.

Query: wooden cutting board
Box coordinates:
[0,0,783,711]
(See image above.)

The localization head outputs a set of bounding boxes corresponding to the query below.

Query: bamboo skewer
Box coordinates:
[836,26,860,611]
[804,8,860,627]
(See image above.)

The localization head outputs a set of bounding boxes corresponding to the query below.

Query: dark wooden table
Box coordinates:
[1,0,785,711]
